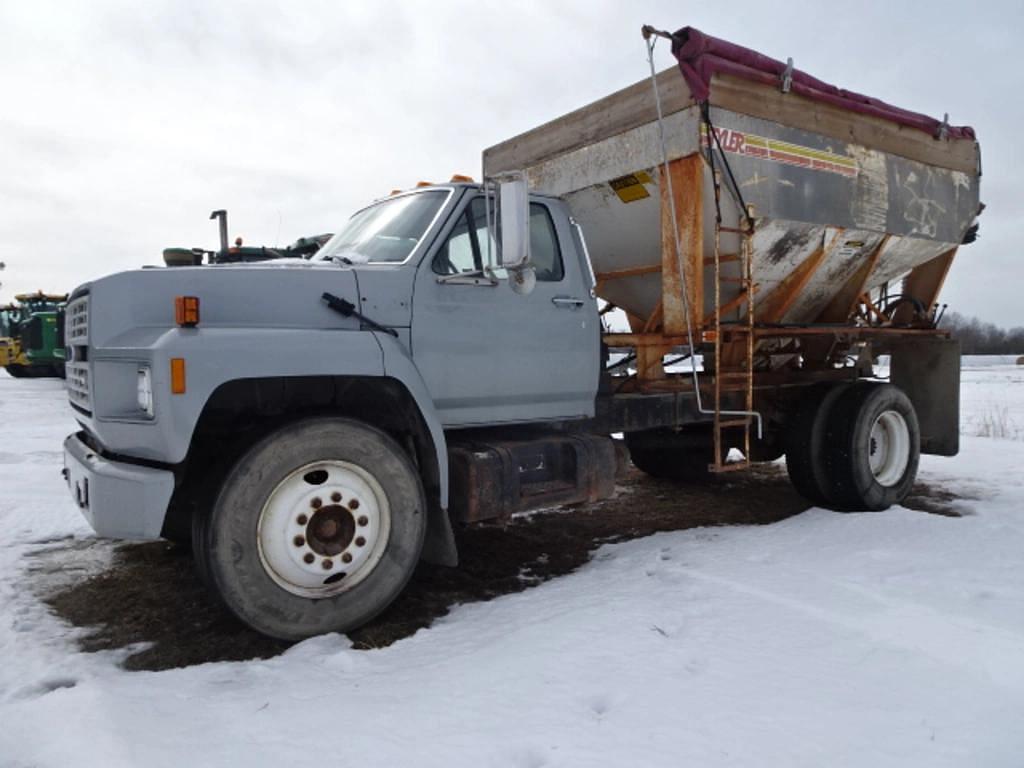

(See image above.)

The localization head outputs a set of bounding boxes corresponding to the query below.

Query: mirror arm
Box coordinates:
[436,269,499,286]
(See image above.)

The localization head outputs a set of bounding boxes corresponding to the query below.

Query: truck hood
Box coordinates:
[76,265,363,348]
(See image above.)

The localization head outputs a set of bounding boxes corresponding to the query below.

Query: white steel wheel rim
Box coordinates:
[868,410,911,487]
[257,460,391,598]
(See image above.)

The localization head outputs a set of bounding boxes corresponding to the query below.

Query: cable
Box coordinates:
[701,102,755,232]
[644,33,762,439]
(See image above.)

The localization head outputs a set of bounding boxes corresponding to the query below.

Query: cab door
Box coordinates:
[411,195,599,427]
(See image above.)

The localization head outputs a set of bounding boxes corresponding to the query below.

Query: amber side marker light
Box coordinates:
[170,358,186,394]
[175,296,200,327]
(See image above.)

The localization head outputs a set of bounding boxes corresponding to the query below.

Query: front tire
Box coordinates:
[195,417,427,641]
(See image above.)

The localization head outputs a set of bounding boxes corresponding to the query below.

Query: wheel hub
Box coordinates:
[307,506,355,556]
[256,460,390,598]
[867,410,910,488]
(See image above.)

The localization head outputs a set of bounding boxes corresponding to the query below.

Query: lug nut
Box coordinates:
[341,552,353,564]
[348,499,360,510]
[293,535,305,547]
[303,553,315,564]
[355,536,366,547]
[331,492,342,503]
[311,497,322,509]
[322,559,334,570]
[357,515,368,527]
[297,514,308,525]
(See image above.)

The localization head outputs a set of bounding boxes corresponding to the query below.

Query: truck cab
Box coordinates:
[62,180,613,640]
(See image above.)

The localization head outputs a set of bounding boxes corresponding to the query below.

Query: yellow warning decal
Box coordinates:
[609,171,653,203]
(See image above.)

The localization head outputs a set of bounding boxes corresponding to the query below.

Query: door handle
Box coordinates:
[552,296,585,309]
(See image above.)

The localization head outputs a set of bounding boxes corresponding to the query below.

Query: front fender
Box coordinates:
[91,328,451,508]
[89,328,385,463]
[373,332,449,508]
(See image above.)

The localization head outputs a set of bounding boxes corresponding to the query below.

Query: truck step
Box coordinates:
[709,460,752,474]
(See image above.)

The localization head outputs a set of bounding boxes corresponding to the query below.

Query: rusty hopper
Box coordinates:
[483,26,981,380]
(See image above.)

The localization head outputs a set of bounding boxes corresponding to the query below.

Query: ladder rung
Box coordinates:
[715,418,751,428]
[716,371,752,379]
[717,226,751,235]
[703,254,742,265]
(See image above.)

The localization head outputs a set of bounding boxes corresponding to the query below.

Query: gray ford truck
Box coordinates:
[62,27,978,640]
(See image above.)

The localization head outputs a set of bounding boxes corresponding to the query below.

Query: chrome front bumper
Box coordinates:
[63,433,175,540]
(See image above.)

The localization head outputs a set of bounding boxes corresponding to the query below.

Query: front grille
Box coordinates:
[66,296,89,344]
[65,295,91,413]
[66,362,91,413]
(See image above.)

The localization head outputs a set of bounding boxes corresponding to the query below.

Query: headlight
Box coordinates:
[136,367,154,417]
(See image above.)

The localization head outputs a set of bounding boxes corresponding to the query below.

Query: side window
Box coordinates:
[434,209,478,275]
[433,197,564,282]
[434,198,491,275]
[528,204,564,282]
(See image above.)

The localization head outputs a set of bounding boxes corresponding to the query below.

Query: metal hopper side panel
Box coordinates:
[701,109,980,245]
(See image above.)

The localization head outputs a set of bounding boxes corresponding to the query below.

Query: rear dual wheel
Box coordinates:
[786,382,919,511]
[823,383,919,510]
[193,417,427,641]
[625,427,726,482]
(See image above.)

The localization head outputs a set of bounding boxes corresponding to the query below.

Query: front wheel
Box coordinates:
[194,417,427,641]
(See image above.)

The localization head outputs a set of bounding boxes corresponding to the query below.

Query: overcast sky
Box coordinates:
[1,0,1020,326]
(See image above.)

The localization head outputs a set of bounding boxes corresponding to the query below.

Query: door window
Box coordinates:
[434,197,564,282]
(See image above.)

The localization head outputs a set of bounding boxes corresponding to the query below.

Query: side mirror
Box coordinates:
[496,174,531,270]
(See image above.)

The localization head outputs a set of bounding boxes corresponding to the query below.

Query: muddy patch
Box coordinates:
[35,465,964,671]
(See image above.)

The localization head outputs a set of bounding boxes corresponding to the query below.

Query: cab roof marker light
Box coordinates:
[175,296,200,327]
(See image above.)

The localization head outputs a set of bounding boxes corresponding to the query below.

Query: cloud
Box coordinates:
[0,0,1020,326]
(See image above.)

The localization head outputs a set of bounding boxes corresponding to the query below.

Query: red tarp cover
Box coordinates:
[671,26,975,141]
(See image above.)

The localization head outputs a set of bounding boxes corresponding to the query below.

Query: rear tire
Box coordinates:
[823,383,920,511]
[625,427,725,482]
[194,417,427,641]
[784,382,852,507]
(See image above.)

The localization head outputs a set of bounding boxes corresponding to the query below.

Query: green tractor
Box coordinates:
[1,292,68,378]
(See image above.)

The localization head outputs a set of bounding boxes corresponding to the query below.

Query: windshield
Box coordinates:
[317,190,449,264]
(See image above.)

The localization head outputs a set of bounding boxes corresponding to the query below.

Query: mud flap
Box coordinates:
[420,505,459,567]
[890,337,960,456]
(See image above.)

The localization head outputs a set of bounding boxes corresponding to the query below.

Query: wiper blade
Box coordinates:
[320,292,398,337]
[327,249,369,267]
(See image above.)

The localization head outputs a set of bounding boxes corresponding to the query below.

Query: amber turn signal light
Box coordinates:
[170,358,186,394]
[175,296,200,327]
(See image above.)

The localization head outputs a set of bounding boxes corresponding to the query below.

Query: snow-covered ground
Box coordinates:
[2,362,1024,767]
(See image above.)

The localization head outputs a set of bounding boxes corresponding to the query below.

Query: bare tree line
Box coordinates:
[939,312,1024,355]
